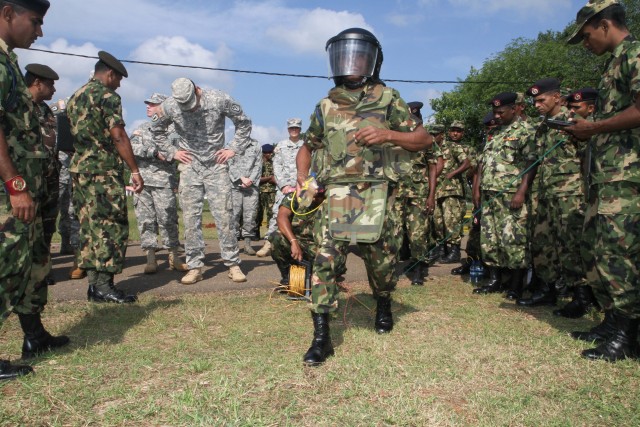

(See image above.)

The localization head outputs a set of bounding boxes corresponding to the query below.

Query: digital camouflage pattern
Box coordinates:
[66,78,129,273]
[57,151,80,249]
[66,79,125,175]
[229,138,262,239]
[152,89,252,269]
[0,40,50,322]
[304,82,418,313]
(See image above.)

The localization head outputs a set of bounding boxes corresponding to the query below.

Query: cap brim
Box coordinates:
[567,20,588,45]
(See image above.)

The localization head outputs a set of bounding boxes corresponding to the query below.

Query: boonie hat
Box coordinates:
[568,0,620,44]
[172,78,197,111]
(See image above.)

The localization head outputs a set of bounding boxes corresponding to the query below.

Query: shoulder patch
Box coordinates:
[230,103,242,114]
[152,113,159,122]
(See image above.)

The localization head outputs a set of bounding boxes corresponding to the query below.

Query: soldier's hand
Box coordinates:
[131,174,144,194]
[214,148,235,164]
[174,150,193,164]
[425,197,435,214]
[291,240,303,262]
[282,185,295,194]
[10,192,36,223]
[240,177,252,188]
[510,193,525,209]
[354,126,390,146]
[564,117,592,141]
[157,152,167,162]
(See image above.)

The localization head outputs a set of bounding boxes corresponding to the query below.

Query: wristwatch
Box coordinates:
[4,175,27,195]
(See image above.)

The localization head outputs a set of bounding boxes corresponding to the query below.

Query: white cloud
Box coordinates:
[447,0,572,17]
[386,13,425,28]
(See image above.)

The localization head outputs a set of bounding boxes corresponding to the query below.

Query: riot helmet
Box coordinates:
[326,28,383,89]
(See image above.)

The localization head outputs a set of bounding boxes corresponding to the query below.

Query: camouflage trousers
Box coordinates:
[465,219,481,261]
[133,185,180,250]
[0,197,50,324]
[73,173,129,274]
[434,196,466,246]
[532,194,586,287]
[271,230,317,272]
[480,191,530,269]
[265,190,286,238]
[310,188,401,314]
[42,158,60,249]
[582,182,640,318]
[255,191,275,235]
[179,162,240,269]
[231,185,259,239]
[57,152,80,248]
[394,195,433,261]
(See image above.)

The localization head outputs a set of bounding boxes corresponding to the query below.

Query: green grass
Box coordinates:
[1,277,639,426]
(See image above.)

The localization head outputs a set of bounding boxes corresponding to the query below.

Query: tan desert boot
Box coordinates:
[228,265,247,282]
[144,250,158,274]
[168,249,188,272]
[255,240,271,257]
[181,268,203,285]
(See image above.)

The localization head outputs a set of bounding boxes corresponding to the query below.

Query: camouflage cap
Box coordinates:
[6,0,50,15]
[144,93,167,105]
[261,143,274,153]
[515,92,526,105]
[526,78,561,97]
[567,87,599,103]
[287,118,302,128]
[428,123,445,134]
[98,51,128,78]
[449,120,465,130]
[172,78,197,111]
[25,63,59,80]
[568,0,620,45]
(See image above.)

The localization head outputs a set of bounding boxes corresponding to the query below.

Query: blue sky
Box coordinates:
[19,0,587,144]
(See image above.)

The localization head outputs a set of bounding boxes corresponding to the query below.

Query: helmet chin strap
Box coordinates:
[341,76,368,90]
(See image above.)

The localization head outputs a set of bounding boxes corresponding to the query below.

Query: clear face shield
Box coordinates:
[327,39,378,79]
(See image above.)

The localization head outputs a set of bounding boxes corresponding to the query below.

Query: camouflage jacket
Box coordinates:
[260,157,276,193]
[592,36,640,187]
[66,79,125,175]
[130,121,177,188]
[152,89,252,166]
[535,107,584,196]
[273,138,304,190]
[398,145,441,198]
[435,137,468,198]
[228,138,262,188]
[305,83,418,185]
[0,39,46,200]
[279,192,322,242]
[480,118,539,193]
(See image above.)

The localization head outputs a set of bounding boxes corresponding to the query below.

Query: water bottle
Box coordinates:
[469,260,482,285]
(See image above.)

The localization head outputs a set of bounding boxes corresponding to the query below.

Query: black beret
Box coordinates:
[25,63,58,80]
[98,51,128,78]
[482,111,497,127]
[489,92,517,107]
[567,87,598,103]
[261,144,274,153]
[6,0,50,15]
[526,78,561,97]
[408,101,423,111]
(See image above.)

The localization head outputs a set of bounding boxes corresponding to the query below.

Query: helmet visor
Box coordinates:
[327,39,378,79]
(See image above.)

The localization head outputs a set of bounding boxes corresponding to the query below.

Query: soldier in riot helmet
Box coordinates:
[295,28,432,366]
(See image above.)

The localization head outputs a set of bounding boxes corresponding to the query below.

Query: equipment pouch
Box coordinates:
[327,180,387,244]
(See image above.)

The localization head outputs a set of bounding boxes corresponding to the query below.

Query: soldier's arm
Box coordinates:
[249,149,263,185]
[276,204,304,262]
[295,144,312,189]
[0,129,35,222]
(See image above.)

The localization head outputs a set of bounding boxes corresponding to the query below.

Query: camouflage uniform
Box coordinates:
[228,138,262,239]
[0,41,50,321]
[480,118,538,269]
[434,137,469,246]
[265,138,304,238]
[66,78,129,274]
[130,122,181,251]
[37,103,59,250]
[395,144,440,262]
[581,36,640,318]
[532,108,586,288]
[256,154,276,235]
[305,83,419,313]
[465,143,482,260]
[152,89,251,269]
[56,132,80,250]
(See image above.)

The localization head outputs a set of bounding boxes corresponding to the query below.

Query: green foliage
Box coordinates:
[431,0,640,145]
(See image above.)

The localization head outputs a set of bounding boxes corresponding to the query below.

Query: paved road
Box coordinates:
[48,239,460,302]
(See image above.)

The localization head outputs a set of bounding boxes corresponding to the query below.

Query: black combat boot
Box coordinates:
[516,280,557,307]
[451,258,471,275]
[473,267,502,294]
[440,244,461,264]
[571,310,617,343]
[0,360,33,381]
[410,261,428,286]
[505,268,525,300]
[18,313,70,359]
[374,295,394,334]
[582,314,639,362]
[88,272,137,304]
[553,285,598,318]
[303,313,334,366]
[427,245,443,265]
[277,264,290,293]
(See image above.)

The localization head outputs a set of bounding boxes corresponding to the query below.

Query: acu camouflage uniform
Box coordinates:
[228,138,262,239]
[0,40,50,321]
[532,107,586,289]
[67,78,129,274]
[434,136,469,246]
[305,83,418,313]
[480,118,539,269]
[256,153,276,235]
[265,137,305,238]
[130,121,181,251]
[394,143,441,262]
[152,89,252,269]
[582,35,640,318]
